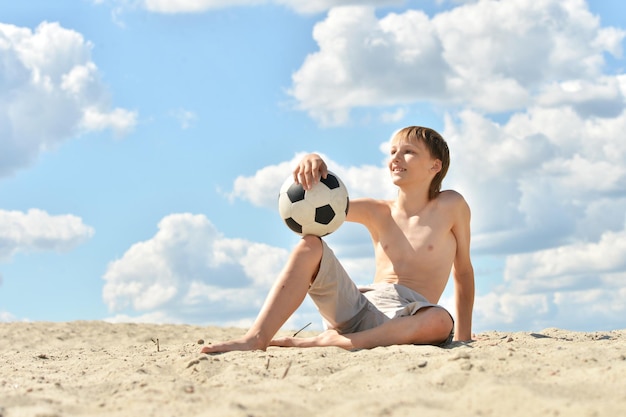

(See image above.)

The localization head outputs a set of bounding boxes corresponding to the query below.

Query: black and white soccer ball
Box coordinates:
[278,171,349,236]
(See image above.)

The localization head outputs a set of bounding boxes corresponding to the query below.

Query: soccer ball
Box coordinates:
[278,171,349,236]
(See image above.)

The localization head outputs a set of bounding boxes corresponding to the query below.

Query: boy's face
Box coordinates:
[388,137,441,187]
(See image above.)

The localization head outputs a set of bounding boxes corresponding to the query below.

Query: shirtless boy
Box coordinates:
[202,126,474,353]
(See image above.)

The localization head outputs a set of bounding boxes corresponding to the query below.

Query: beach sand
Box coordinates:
[1,321,624,416]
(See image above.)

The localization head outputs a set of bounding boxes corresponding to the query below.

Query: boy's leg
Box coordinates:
[304,240,374,332]
[271,306,453,350]
[201,235,323,353]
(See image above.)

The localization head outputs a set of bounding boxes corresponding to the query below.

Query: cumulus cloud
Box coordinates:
[170,108,197,129]
[102,213,292,325]
[504,229,626,294]
[0,310,18,322]
[380,107,408,123]
[100,214,381,328]
[291,6,448,125]
[142,0,264,13]
[0,209,95,261]
[140,0,403,14]
[0,21,137,179]
[229,152,394,210]
[538,77,626,118]
[289,0,625,124]
[474,282,626,332]
[443,102,626,253]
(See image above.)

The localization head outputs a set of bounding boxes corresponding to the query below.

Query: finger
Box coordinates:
[319,163,328,180]
[297,170,307,188]
[311,158,327,179]
[292,166,300,184]
[305,170,318,190]
[294,162,310,186]
[301,160,317,190]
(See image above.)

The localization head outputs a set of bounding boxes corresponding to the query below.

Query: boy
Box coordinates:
[202,126,474,353]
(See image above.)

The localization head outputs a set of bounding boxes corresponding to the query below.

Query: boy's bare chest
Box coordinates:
[376,213,452,262]
[373,217,454,296]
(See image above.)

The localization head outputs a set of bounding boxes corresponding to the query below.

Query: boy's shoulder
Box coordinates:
[437,190,463,200]
[437,189,464,201]
[435,190,469,210]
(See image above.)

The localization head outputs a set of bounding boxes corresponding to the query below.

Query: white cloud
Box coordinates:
[289,0,625,125]
[473,291,556,331]
[170,108,197,129]
[436,0,621,101]
[538,77,625,118]
[0,310,18,322]
[102,213,291,324]
[229,158,298,208]
[81,106,137,137]
[100,212,380,329]
[473,233,626,332]
[277,0,403,15]
[290,6,447,125]
[104,311,184,324]
[140,0,403,14]
[380,107,407,123]
[228,152,395,210]
[143,0,265,13]
[504,229,626,293]
[0,21,137,178]
[443,101,626,254]
[0,209,95,261]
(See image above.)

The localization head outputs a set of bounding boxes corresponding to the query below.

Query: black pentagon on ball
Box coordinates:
[286,183,306,203]
[284,217,303,234]
[315,204,336,225]
[320,173,340,190]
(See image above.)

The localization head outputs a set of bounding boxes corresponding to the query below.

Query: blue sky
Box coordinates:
[1,0,625,334]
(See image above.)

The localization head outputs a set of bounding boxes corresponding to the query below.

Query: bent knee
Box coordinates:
[415,307,453,345]
[291,235,324,280]
[296,235,323,255]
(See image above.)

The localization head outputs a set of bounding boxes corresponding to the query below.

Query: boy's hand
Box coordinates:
[293,153,328,190]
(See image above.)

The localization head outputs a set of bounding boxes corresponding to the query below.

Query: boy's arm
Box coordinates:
[293,153,383,229]
[453,263,474,341]
[451,195,475,341]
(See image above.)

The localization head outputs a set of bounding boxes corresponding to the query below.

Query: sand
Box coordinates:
[1,321,624,417]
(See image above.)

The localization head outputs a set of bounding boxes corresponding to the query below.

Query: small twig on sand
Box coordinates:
[293,322,312,337]
[282,361,292,379]
[151,338,160,352]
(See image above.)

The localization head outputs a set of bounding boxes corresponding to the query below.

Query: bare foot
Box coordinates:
[200,336,266,354]
[270,329,352,350]
[269,335,315,348]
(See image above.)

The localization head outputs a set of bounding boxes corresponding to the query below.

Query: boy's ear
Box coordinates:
[431,159,442,174]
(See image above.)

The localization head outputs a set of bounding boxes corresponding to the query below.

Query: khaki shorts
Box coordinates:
[308,240,454,346]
